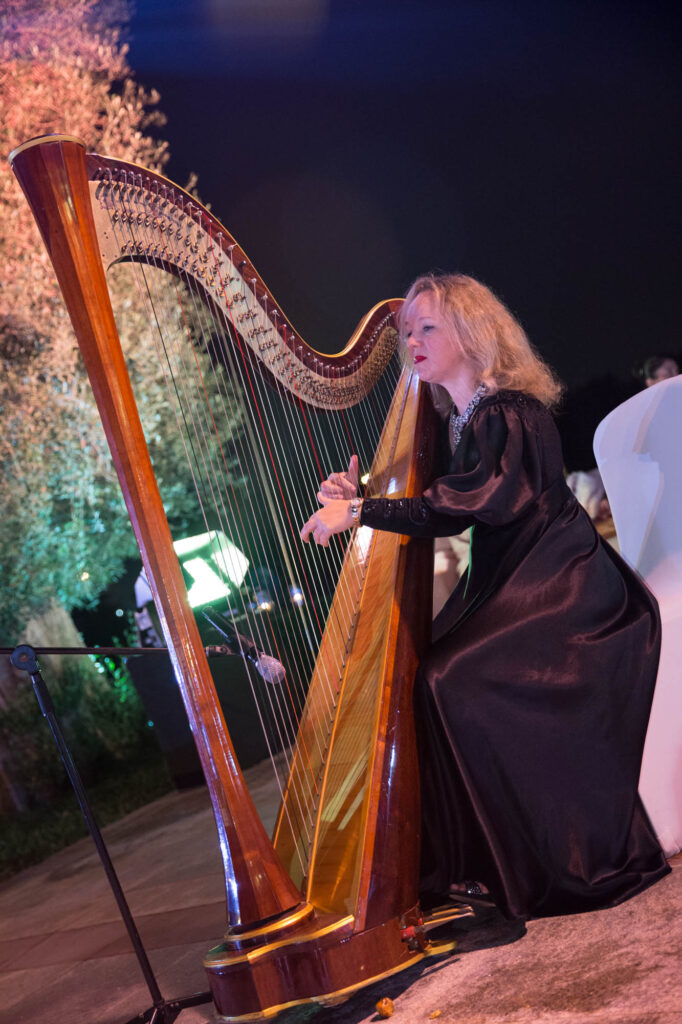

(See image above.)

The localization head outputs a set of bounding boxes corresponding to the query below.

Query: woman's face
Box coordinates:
[404,291,474,396]
[645,358,679,387]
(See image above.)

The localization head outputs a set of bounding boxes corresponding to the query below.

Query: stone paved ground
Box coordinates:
[0,766,679,1024]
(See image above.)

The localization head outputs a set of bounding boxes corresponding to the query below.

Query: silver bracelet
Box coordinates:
[349,499,362,523]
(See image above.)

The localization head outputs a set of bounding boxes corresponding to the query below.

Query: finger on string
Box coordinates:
[348,453,359,488]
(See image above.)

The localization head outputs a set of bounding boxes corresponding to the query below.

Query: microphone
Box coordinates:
[202,611,286,685]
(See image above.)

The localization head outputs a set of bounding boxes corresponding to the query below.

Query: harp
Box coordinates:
[10,135,463,1019]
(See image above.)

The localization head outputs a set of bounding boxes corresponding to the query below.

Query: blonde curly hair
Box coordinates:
[400,273,563,411]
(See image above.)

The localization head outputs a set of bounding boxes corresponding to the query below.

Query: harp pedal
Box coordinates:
[401,902,474,952]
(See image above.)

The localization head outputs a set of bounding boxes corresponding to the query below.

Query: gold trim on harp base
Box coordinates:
[204,904,471,1020]
[222,903,316,944]
[210,942,458,1022]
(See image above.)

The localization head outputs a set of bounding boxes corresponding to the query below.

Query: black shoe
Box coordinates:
[449,881,495,908]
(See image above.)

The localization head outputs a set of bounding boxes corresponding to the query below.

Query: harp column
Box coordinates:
[9,134,303,930]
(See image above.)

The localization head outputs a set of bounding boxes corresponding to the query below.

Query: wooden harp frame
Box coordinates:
[10,134,464,1020]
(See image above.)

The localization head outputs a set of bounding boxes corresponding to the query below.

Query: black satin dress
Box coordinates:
[360,389,670,920]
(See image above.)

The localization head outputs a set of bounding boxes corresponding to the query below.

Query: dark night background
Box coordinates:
[79,0,681,628]
[125,0,681,434]
[75,1,681,705]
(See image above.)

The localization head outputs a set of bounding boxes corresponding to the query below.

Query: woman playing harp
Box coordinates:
[302,272,670,921]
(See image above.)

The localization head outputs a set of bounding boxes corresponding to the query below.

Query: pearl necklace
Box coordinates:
[449,383,488,453]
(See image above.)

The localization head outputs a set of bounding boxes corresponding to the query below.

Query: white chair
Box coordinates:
[594,374,682,856]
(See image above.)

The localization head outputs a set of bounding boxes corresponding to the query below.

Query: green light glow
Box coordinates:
[182,557,230,607]
[173,530,249,608]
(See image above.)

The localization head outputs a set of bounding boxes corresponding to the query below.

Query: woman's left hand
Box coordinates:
[300,497,354,546]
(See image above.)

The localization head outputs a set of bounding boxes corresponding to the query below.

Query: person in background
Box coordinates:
[300,272,669,921]
[566,353,680,533]
[639,354,679,388]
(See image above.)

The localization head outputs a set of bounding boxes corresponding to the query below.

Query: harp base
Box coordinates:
[204,903,471,1020]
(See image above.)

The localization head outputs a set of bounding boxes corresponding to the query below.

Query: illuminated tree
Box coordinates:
[0,0,241,649]
[0,1,248,818]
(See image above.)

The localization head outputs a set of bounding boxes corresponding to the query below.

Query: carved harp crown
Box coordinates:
[10,134,455,1021]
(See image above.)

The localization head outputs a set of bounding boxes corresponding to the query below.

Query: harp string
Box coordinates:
[179,278,325,800]
[209,277,351,809]
[102,175,405,869]
[107,192,323,848]
[216,289,356,716]
[116,255,320,861]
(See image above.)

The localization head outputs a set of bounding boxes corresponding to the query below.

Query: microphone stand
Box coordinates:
[8,644,213,1024]
[0,645,233,657]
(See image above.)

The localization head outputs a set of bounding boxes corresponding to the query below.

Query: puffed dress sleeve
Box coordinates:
[360,395,548,537]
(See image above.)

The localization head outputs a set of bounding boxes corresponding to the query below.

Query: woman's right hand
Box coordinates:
[318,454,360,501]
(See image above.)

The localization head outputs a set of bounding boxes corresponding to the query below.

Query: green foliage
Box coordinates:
[0,3,245,642]
[0,652,150,806]
[0,1,236,874]
[0,0,163,640]
[0,417,135,642]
